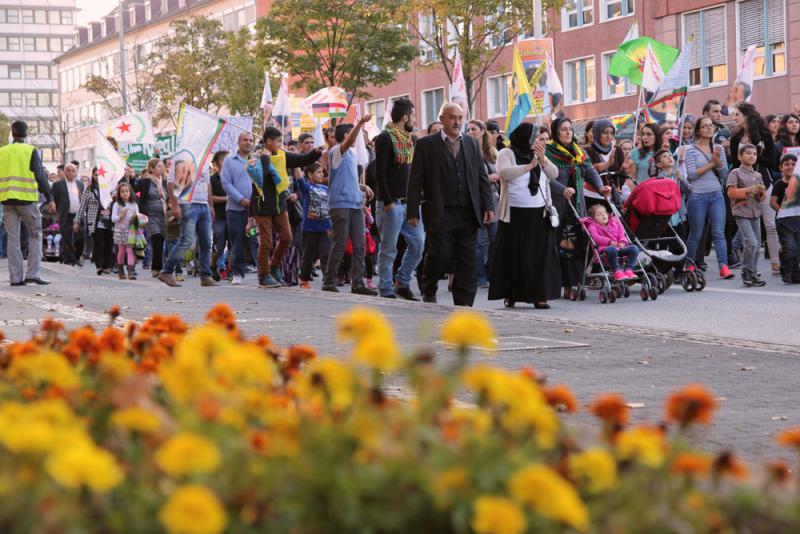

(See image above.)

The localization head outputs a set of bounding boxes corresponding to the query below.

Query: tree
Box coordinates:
[404,0,563,113]
[254,0,418,104]
[0,112,9,147]
[218,28,265,117]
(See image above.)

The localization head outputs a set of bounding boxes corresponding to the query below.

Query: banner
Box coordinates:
[119,134,177,171]
[103,111,157,145]
[303,87,348,119]
[449,48,470,117]
[172,102,226,202]
[725,44,757,110]
[645,41,692,124]
[609,37,678,87]
[210,116,254,154]
[641,44,665,92]
[516,38,554,116]
[543,50,564,117]
[94,130,127,209]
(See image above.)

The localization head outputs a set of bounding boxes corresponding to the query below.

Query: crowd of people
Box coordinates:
[1,96,799,308]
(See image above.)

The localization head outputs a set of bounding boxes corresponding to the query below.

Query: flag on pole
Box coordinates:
[609,37,679,87]
[641,44,665,92]
[542,50,564,117]
[725,44,757,109]
[311,120,325,146]
[353,103,369,167]
[94,130,126,208]
[172,102,226,202]
[273,73,291,130]
[303,87,348,119]
[645,41,692,123]
[381,99,395,131]
[505,42,534,137]
[102,111,156,145]
[260,71,273,125]
[609,21,639,87]
[449,48,470,117]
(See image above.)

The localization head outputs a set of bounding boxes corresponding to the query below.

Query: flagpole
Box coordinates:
[632,86,643,147]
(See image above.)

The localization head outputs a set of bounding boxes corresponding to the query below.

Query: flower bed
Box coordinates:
[0,304,798,533]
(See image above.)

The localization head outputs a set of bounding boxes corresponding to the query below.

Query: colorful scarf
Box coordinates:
[546,140,588,209]
[385,123,414,164]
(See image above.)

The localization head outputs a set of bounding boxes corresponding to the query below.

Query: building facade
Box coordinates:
[55,0,268,172]
[357,0,798,134]
[0,0,76,169]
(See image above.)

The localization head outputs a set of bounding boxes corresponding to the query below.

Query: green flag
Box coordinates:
[609,37,679,88]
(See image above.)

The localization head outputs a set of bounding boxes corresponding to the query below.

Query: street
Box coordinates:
[1,254,799,464]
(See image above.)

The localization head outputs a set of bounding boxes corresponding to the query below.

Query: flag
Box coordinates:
[172,102,226,202]
[542,50,563,117]
[645,41,692,123]
[610,113,635,129]
[260,71,273,125]
[210,116,254,154]
[353,103,369,167]
[505,42,533,137]
[103,111,156,145]
[450,48,470,117]
[609,37,679,87]
[303,87,348,119]
[641,44,665,92]
[273,73,291,129]
[381,99,395,131]
[725,44,757,109]
[311,120,324,146]
[94,130,126,208]
[609,21,639,87]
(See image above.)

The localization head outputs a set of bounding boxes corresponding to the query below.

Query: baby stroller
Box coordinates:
[40,203,60,262]
[568,200,657,304]
[621,177,704,293]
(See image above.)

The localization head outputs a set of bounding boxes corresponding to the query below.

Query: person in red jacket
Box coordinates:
[582,204,639,281]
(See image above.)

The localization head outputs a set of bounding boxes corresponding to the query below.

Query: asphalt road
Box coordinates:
[1,255,799,465]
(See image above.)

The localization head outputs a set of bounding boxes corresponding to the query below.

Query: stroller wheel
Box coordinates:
[646,272,658,291]
[680,273,695,292]
[640,288,649,301]
[696,273,707,291]
[655,273,666,294]
[623,285,630,298]
[608,289,617,303]
[504,299,515,308]
[649,287,658,301]
[599,290,608,304]
[612,285,622,298]
[666,269,674,289]
[578,288,587,301]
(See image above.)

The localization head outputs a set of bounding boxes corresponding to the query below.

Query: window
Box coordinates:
[0,93,7,106]
[683,6,727,87]
[602,0,634,21]
[365,100,385,128]
[601,51,635,98]
[562,0,593,30]
[9,65,20,79]
[222,12,236,31]
[37,65,50,79]
[737,0,785,78]
[62,10,73,25]
[1,9,19,23]
[0,65,6,78]
[0,38,6,51]
[418,13,436,62]
[63,37,73,51]
[25,93,37,108]
[24,65,35,79]
[422,88,444,126]
[34,10,46,24]
[564,56,596,105]
[48,10,61,24]
[8,37,19,51]
[50,38,62,52]
[487,74,510,117]
[23,37,34,51]
[36,37,48,51]
[22,9,33,24]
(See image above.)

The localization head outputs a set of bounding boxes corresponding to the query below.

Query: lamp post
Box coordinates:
[118,0,128,114]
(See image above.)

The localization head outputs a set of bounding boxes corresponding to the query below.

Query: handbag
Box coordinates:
[127,214,149,259]
[541,174,559,228]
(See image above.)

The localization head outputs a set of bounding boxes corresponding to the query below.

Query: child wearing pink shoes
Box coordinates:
[583,204,639,281]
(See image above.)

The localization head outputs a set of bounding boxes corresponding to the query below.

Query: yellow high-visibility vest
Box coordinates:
[0,143,38,202]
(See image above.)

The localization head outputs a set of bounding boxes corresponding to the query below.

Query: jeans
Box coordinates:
[760,185,779,264]
[475,221,498,284]
[325,208,365,287]
[212,219,228,271]
[604,245,639,271]
[686,191,728,268]
[735,216,761,275]
[0,224,6,257]
[164,239,183,274]
[777,217,800,278]
[226,209,248,277]
[376,201,425,296]
[162,203,212,277]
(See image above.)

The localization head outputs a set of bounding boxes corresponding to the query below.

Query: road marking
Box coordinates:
[702,287,800,299]
[0,290,116,326]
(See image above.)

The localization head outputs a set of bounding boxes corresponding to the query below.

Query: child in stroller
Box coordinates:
[582,204,640,281]
[41,205,60,261]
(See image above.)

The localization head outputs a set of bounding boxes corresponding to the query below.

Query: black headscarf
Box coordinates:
[550,116,578,156]
[508,122,541,196]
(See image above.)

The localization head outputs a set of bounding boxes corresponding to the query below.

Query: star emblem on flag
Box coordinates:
[97,165,107,178]
[117,122,131,134]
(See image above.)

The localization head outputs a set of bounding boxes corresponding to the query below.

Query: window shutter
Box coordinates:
[684,12,702,68]
[703,6,726,66]
[738,0,764,49]
[767,0,784,45]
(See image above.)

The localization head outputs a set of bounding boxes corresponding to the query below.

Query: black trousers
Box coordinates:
[59,214,83,264]
[300,230,331,282]
[422,208,479,307]
[92,228,114,270]
[777,218,800,278]
[150,233,165,273]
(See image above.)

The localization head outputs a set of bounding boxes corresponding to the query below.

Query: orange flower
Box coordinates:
[776,428,800,449]
[7,340,41,359]
[196,396,221,422]
[61,343,81,364]
[589,394,630,426]
[0,330,5,343]
[248,430,269,453]
[671,453,712,477]
[665,384,716,426]
[712,451,748,481]
[543,384,578,413]
[205,303,238,333]
[40,317,64,333]
[519,367,538,381]
[107,305,121,320]
[254,335,273,349]
[766,460,792,485]
[98,327,126,354]
[287,344,316,365]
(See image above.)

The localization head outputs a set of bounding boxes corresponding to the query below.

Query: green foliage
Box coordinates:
[218,28,266,117]
[0,112,9,147]
[254,0,418,102]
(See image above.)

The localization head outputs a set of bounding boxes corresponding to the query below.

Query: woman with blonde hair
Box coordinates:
[136,157,168,276]
[467,119,500,287]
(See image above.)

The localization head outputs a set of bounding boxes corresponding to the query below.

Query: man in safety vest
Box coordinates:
[0,121,55,286]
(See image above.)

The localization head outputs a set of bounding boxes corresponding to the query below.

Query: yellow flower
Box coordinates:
[508,464,589,531]
[568,448,618,493]
[616,427,666,468]
[337,307,392,343]
[8,351,79,390]
[297,359,355,411]
[159,485,227,534]
[111,407,160,434]
[46,442,124,492]
[98,353,135,382]
[471,495,527,534]
[352,332,401,372]
[155,433,221,477]
[0,399,88,454]
[462,366,545,407]
[431,466,470,508]
[160,326,232,403]
[501,403,560,449]
[441,311,496,349]
[211,343,274,388]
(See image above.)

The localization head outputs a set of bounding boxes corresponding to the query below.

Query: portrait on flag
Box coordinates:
[172,103,226,201]
[516,38,554,115]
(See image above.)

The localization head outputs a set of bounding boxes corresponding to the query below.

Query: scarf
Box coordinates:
[508,122,541,197]
[546,140,588,209]
[385,122,414,164]
[591,118,614,155]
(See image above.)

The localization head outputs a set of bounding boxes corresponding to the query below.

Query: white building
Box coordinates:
[0,0,76,170]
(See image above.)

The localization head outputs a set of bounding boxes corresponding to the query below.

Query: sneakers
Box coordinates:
[365,279,377,290]
[742,270,765,287]
[352,284,378,296]
[258,275,281,288]
[175,273,185,282]
[157,272,182,287]
[270,266,286,285]
[719,265,735,279]
[613,270,626,281]
[231,275,244,286]
[299,280,311,289]
[321,284,339,293]
[201,276,219,287]
[623,269,636,279]
[683,263,696,272]
[395,285,419,301]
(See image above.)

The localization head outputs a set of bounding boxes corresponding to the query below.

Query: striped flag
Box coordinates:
[645,41,692,123]
[303,87,348,119]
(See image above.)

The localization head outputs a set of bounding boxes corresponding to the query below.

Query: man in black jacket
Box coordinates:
[51,163,84,266]
[406,103,495,306]
[374,97,422,301]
